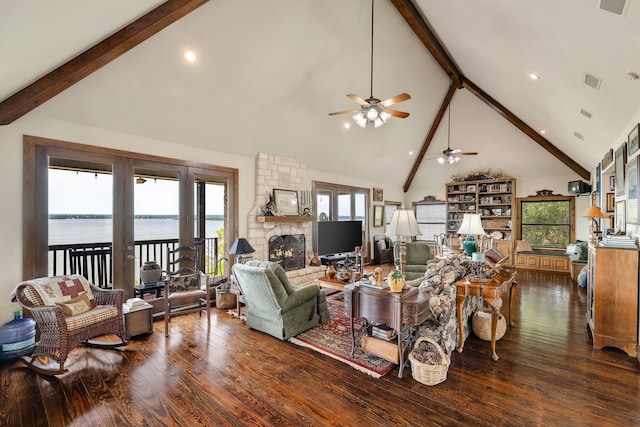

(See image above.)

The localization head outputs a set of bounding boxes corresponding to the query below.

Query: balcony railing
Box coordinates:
[48,237,220,288]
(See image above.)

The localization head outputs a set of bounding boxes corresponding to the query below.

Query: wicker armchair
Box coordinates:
[11,274,126,375]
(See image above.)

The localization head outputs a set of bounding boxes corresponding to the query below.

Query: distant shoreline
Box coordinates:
[49,214,225,220]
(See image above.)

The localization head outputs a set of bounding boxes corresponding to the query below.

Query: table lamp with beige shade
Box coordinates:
[386,208,422,274]
[457,213,486,256]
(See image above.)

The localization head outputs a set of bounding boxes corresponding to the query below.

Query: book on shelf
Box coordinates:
[599,235,637,248]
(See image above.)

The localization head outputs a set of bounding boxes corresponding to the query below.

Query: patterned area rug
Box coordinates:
[289,303,395,378]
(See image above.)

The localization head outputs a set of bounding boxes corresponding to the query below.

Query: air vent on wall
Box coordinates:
[580,109,593,119]
[599,0,626,15]
[584,73,602,90]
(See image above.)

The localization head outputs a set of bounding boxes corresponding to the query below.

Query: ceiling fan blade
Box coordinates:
[379,93,411,107]
[328,109,360,116]
[383,108,410,119]
[346,94,369,106]
[457,152,478,156]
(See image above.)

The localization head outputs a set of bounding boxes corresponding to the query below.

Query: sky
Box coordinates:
[48,169,224,215]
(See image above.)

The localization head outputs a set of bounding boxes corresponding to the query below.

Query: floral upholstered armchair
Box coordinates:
[406,254,484,354]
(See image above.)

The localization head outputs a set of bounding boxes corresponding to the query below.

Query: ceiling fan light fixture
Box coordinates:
[329,0,409,127]
[353,111,367,128]
[366,106,379,120]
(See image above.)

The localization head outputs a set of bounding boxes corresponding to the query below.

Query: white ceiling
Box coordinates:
[3,0,640,190]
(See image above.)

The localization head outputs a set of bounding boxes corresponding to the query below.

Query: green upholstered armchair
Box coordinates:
[231,261,330,340]
[394,241,432,280]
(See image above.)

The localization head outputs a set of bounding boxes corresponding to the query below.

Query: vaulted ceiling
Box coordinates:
[2,0,639,192]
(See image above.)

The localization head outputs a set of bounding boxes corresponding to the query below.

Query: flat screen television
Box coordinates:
[316,220,363,257]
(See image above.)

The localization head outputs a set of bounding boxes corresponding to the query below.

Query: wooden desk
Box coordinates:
[455,270,518,361]
[343,283,429,378]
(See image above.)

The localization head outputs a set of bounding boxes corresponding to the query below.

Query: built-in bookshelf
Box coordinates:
[446,178,516,242]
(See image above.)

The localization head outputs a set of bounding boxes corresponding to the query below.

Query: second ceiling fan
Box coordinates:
[328,0,410,128]
[429,89,478,164]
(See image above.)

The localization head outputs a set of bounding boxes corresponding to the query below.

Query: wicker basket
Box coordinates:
[408,337,450,386]
[472,308,506,341]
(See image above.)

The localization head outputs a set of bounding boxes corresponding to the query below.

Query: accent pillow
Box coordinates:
[484,247,506,263]
[514,240,533,253]
[575,241,588,261]
[55,292,92,317]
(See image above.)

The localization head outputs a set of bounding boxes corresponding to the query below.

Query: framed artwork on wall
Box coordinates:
[373,205,383,227]
[606,193,615,212]
[615,200,626,234]
[595,163,601,206]
[628,124,639,158]
[615,143,627,196]
[273,188,299,216]
[625,156,639,224]
[373,187,383,202]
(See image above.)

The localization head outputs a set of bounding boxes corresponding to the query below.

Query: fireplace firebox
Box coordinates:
[268,234,306,271]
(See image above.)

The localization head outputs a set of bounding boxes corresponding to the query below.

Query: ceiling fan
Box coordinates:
[328,0,410,128]
[431,100,477,164]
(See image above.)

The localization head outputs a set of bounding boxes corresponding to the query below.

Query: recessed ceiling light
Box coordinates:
[540,129,547,135]
[343,122,351,129]
[408,151,413,156]
[529,72,540,80]
[184,50,197,63]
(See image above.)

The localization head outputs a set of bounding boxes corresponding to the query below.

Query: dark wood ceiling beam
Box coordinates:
[0,0,209,126]
[392,0,590,187]
[403,84,457,192]
[462,77,590,181]
[389,0,462,88]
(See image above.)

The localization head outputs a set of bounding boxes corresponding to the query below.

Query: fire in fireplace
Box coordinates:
[268,234,306,271]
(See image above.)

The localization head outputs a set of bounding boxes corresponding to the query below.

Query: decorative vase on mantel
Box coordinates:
[140,261,162,285]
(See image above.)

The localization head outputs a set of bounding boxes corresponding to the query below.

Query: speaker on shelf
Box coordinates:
[568,180,591,196]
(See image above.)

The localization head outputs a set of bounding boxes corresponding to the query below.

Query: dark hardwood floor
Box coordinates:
[1,269,639,426]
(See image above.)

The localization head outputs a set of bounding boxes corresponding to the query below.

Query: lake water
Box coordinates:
[49,218,225,245]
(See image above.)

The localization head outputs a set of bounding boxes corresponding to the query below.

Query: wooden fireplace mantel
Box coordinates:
[256,216,314,223]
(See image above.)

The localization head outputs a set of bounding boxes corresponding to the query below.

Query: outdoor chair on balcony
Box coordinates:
[11,274,126,375]
[163,245,211,337]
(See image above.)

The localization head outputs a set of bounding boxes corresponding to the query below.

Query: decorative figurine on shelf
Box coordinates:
[258,191,276,216]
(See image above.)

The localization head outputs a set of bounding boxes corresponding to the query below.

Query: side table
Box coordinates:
[343,282,429,378]
[123,301,154,339]
[455,270,517,361]
[134,281,164,299]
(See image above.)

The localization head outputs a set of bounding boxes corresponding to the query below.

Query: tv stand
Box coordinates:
[320,253,354,266]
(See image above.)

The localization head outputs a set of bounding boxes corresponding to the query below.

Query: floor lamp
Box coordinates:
[386,209,421,274]
[582,205,605,242]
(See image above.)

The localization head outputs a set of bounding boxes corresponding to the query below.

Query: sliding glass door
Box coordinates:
[24,136,238,300]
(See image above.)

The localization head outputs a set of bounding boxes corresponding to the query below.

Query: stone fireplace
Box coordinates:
[246,153,324,284]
